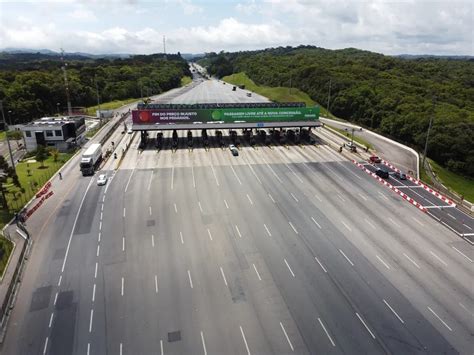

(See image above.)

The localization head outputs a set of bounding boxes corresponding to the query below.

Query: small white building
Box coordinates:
[21,116,86,152]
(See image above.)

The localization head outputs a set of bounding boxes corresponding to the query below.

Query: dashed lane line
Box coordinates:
[280,322,294,352]
[318,317,336,347]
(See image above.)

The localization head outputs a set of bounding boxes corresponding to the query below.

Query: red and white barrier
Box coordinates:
[380,159,456,207]
[352,160,426,212]
[24,190,54,221]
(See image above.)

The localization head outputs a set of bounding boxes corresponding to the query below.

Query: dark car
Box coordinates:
[369,155,382,163]
[375,168,389,179]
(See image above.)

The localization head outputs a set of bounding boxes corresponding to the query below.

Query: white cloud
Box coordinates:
[69,7,97,21]
[235,0,259,15]
[174,0,203,15]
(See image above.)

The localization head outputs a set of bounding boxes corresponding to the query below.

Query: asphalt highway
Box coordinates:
[2,77,473,355]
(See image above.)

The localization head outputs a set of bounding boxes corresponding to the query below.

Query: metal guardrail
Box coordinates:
[137,102,306,110]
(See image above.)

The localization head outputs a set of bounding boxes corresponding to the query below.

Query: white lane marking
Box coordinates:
[247,194,254,205]
[152,234,155,247]
[98,232,101,242]
[123,208,126,218]
[160,340,164,355]
[388,217,400,227]
[155,275,159,293]
[412,217,424,226]
[200,331,208,355]
[180,231,184,244]
[311,217,322,229]
[403,253,421,269]
[356,312,376,339]
[122,237,125,252]
[264,224,272,237]
[240,326,251,355]
[97,244,100,257]
[252,263,262,281]
[280,322,294,352]
[339,249,354,266]
[358,193,368,201]
[220,266,228,286]
[286,163,304,184]
[378,191,389,200]
[92,284,96,302]
[288,221,298,234]
[198,201,203,213]
[121,277,124,296]
[174,203,178,213]
[337,194,346,202]
[192,166,196,188]
[43,337,48,354]
[447,213,456,220]
[341,221,352,232]
[94,262,98,278]
[120,343,123,355]
[188,270,193,289]
[124,168,135,193]
[149,206,152,216]
[284,258,295,277]
[459,302,473,316]
[48,312,54,328]
[54,292,58,306]
[100,212,103,221]
[376,255,391,270]
[89,309,94,332]
[262,157,283,183]
[102,195,105,203]
[383,299,405,324]
[451,246,473,263]
[318,317,336,347]
[171,166,174,190]
[268,193,276,203]
[87,342,90,355]
[430,251,448,266]
[463,223,472,230]
[224,199,229,209]
[364,218,376,230]
[61,177,94,273]
[231,165,242,185]
[246,162,262,185]
[428,307,453,331]
[235,225,242,238]
[210,164,219,186]
[314,256,328,273]
[99,221,102,230]
[207,228,213,241]
[314,194,322,202]
[290,193,299,202]
[147,170,154,191]
[101,204,103,212]
[58,275,62,286]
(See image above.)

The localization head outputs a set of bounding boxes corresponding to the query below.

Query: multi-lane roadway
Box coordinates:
[2,77,473,355]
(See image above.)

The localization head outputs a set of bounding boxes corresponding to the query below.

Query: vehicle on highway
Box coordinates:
[229,144,239,156]
[127,128,133,134]
[369,155,382,163]
[395,171,407,180]
[375,168,389,179]
[345,141,355,149]
[96,174,108,186]
[246,92,252,97]
[80,143,103,176]
[232,86,237,91]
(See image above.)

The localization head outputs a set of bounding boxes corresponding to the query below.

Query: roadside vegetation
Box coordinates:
[85,98,138,116]
[427,159,474,202]
[180,76,192,86]
[200,47,473,179]
[0,235,13,278]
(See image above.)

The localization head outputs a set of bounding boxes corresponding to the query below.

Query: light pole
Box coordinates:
[95,75,102,126]
[422,97,436,170]
[326,78,331,117]
[0,100,17,171]
[56,103,60,116]
[7,110,12,126]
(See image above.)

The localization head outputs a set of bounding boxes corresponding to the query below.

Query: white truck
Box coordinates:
[80,143,102,176]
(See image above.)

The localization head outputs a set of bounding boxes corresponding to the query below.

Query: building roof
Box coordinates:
[22,116,85,129]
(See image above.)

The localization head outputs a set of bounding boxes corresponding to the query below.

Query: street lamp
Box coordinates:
[7,110,12,126]
[56,103,60,116]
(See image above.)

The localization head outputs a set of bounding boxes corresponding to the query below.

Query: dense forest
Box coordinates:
[200,46,474,177]
[0,52,191,122]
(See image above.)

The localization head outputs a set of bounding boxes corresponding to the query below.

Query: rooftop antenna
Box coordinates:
[60,48,72,116]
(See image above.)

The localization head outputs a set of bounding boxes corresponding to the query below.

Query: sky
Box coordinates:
[0,0,472,56]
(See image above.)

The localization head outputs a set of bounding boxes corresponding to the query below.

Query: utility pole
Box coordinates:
[95,74,102,125]
[60,48,72,116]
[163,35,167,60]
[422,97,436,170]
[327,78,332,117]
[0,100,17,171]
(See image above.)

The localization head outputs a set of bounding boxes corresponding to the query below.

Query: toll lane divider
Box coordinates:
[380,159,456,207]
[352,160,426,212]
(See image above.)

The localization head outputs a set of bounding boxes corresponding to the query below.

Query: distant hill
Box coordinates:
[395,54,474,60]
[0,47,131,59]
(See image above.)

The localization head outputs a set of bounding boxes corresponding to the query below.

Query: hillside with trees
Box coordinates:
[0,52,191,123]
[200,47,474,178]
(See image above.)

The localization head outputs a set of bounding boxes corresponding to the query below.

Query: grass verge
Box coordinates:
[325,124,373,149]
[85,98,139,116]
[181,76,192,86]
[427,159,474,202]
[222,72,317,107]
[0,236,14,278]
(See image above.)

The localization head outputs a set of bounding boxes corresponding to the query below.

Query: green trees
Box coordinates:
[200,46,474,177]
[35,145,48,168]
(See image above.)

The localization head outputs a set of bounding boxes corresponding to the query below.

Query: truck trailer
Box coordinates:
[80,143,102,176]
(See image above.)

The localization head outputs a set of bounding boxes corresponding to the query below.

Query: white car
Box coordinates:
[97,174,108,186]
